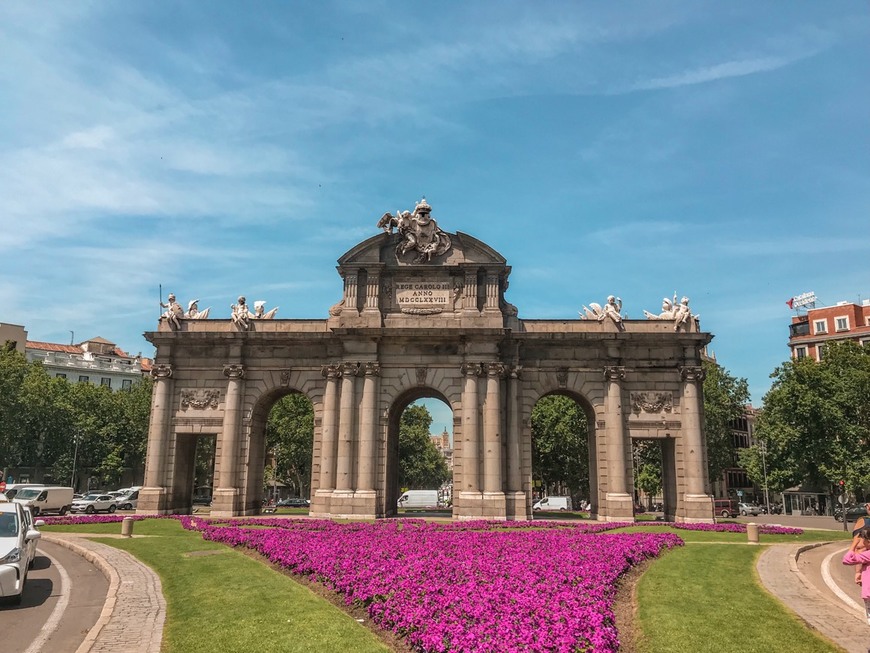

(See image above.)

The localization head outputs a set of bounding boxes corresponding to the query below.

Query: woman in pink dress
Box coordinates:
[843,527,870,624]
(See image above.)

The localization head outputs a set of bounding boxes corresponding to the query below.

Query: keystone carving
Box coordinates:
[416,367,428,385]
[556,368,569,388]
[630,392,673,414]
[280,370,292,387]
[180,389,220,410]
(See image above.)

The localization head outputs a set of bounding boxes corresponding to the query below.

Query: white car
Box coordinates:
[70,494,118,514]
[738,502,763,516]
[0,502,42,604]
[116,489,139,511]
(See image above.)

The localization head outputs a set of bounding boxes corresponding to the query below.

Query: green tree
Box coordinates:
[702,360,750,483]
[754,341,870,496]
[531,395,589,502]
[398,404,450,490]
[266,393,314,497]
[633,440,662,508]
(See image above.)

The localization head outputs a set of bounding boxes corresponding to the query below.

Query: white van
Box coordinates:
[3,484,45,501]
[397,490,440,509]
[13,486,74,516]
[533,496,572,512]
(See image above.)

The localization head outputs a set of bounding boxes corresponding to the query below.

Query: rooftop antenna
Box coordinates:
[69,330,74,345]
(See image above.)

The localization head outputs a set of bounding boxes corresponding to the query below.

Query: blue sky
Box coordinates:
[3,2,869,431]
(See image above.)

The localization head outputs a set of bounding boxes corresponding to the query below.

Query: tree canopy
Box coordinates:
[531,394,589,502]
[702,359,751,483]
[265,393,315,497]
[398,403,450,490]
[744,341,870,497]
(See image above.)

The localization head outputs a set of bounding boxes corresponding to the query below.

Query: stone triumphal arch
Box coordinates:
[139,199,714,522]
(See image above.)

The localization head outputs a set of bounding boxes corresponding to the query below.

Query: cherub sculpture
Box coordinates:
[253,300,278,319]
[186,299,211,320]
[231,296,251,330]
[643,292,699,331]
[160,293,184,329]
[580,295,624,330]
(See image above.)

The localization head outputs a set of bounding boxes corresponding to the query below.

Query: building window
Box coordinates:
[79,375,89,383]
[817,345,826,361]
[101,377,112,388]
[56,373,67,379]
[813,319,827,334]
[122,379,132,390]
[795,346,807,360]
[835,316,849,332]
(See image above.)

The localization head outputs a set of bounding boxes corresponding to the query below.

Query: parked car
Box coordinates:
[116,490,139,511]
[3,484,45,501]
[835,504,869,523]
[0,501,43,604]
[738,502,763,516]
[70,494,118,514]
[277,498,309,508]
[713,499,739,518]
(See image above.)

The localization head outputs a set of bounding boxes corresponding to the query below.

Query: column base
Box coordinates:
[481,491,507,520]
[136,486,169,514]
[676,493,714,523]
[210,488,240,517]
[504,492,531,521]
[603,492,636,522]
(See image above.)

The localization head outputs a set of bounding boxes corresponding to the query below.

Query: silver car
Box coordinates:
[70,493,118,514]
[738,502,763,516]
[0,502,42,604]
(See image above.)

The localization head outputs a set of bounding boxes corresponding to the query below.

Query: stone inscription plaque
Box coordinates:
[395,281,451,308]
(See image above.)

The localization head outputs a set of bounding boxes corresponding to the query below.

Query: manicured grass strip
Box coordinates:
[77,520,389,653]
[615,524,851,544]
[636,545,839,653]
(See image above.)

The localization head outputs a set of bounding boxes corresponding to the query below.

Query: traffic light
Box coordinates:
[839,480,846,491]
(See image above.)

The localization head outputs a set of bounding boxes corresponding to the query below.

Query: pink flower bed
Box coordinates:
[178,517,681,653]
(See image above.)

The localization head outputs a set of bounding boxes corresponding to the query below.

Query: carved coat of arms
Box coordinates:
[377,198,452,263]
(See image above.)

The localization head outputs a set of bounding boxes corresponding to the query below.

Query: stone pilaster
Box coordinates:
[462,271,478,314]
[139,363,173,513]
[356,363,380,493]
[459,362,482,504]
[484,273,500,312]
[212,363,245,517]
[363,273,380,313]
[603,365,633,521]
[679,365,713,522]
[335,362,358,493]
[344,274,359,314]
[316,365,340,496]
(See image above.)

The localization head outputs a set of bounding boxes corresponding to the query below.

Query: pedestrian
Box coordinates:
[843,526,870,625]
[849,503,870,584]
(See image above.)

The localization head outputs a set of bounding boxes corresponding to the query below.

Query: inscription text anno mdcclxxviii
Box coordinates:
[395,281,451,306]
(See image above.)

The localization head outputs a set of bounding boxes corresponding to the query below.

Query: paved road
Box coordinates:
[0,540,108,653]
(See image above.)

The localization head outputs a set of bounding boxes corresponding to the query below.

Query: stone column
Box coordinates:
[680,366,713,521]
[506,366,522,494]
[462,271,478,314]
[603,366,633,521]
[460,362,481,497]
[356,363,380,493]
[483,362,505,495]
[317,365,340,494]
[212,363,245,516]
[335,362,358,493]
[140,363,173,513]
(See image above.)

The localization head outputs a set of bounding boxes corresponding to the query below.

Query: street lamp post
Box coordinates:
[70,434,80,490]
[760,440,770,515]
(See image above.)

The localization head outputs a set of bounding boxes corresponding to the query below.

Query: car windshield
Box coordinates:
[0,511,19,537]
[80,494,101,501]
[15,489,41,500]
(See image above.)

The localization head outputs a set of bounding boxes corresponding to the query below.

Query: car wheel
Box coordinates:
[31,507,39,517]
[122,503,132,511]
[59,506,68,516]
[741,510,747,516]
[108,504,117,513]
[85,505,95,514]
[721,510,730,517]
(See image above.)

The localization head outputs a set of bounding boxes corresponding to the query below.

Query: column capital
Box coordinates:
[150,363,173,379]
[340,361,360,377]
[223,364,245,380]
[362,362,381,376]
[603,365,626,382]
[680,365,706,382]
[321,364,340,379]
[460,362,483,377]
[486,362,506,377]
[509,365,522,380]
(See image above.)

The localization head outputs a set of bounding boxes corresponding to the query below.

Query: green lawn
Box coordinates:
[43,520,851,653]
[45,519,389,653]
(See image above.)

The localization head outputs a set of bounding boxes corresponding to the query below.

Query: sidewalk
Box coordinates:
[42,533,165,653]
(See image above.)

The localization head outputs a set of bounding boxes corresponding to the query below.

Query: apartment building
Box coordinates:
[788,298,870,361]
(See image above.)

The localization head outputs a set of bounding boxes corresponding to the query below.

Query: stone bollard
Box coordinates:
[747,522,759,545]
[121,517,135,538]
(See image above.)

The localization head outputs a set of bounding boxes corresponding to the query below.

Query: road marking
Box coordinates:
[23,547,71,653]
[820,545,865,617]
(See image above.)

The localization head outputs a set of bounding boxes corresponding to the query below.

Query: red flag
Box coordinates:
[786,298,794,309]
